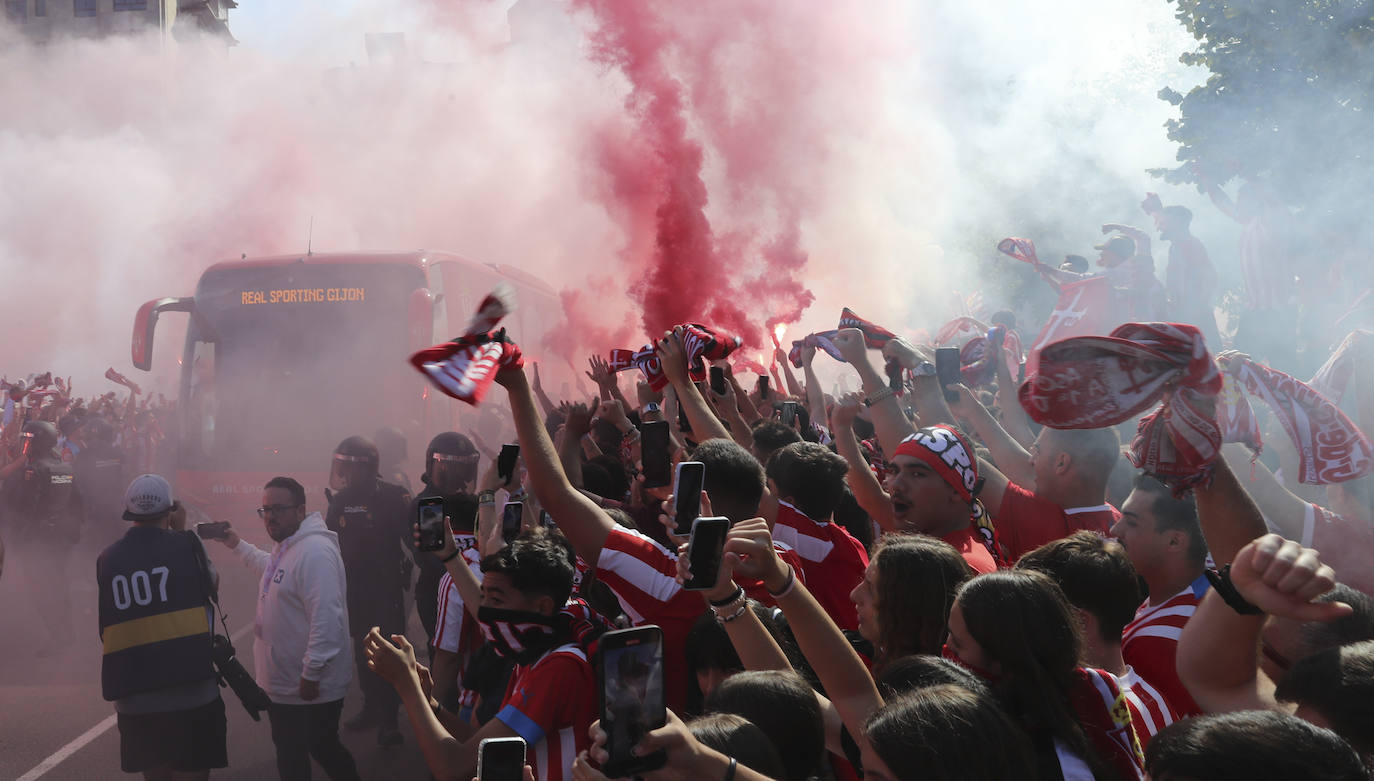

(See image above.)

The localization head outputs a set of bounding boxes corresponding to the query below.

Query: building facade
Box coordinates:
[4,0,235,44]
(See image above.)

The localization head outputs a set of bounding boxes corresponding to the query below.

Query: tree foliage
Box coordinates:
[1152,0,1374,223]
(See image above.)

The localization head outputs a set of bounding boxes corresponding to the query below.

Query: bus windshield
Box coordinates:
[178,261,426,473]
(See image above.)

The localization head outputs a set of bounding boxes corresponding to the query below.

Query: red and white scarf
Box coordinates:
[1215,372,1262,452]
[1219,353,1373,484]
[609,323,742,391]
[786,330,842,368]
[1020,322,1222,493]
[1308,330,1370,404]
[409,287,524,405]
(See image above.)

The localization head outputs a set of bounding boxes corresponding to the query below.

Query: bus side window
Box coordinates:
[187,340,217,461]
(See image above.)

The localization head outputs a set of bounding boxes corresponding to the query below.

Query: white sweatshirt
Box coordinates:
[233,512,354,704]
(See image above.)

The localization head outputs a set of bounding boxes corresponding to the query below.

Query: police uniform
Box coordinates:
[324,477,411,729]
[3,450,82,647]
[97,476,226,773]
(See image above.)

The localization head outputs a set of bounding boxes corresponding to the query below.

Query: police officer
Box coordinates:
[323,435,411,747]
[2,420,82,653]
[98,473,227,778]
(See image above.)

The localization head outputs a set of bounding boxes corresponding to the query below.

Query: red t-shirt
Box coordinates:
[1117,667,1179,746]
[995,481,1120,562]
[496,644,596,781]
[1301,502,1374,597]
[1121,574,1210,718]
[772,501,869,631]
[594,526,805,712]
[941,525,998,574]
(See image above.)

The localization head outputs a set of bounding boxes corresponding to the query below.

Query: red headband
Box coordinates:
[893,425,980,503]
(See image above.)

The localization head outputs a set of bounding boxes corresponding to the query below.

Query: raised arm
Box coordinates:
[777,346,804,399]
[1193,455,1271,567]
[947,384,1033,487]
[831,393,897,532]
[1221,443,1308,540]
[706,376,754,452]
[831,329,915,457]
[495,367,614,567]
[530,362,557,420]
[992,338,1035,448]
[656,328,731,444]
[800,345,830,431]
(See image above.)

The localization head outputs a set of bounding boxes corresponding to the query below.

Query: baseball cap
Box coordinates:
[123,473,174,521]
[1092,235,1136,259]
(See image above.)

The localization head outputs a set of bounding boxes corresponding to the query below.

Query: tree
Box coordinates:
[1152,0,1374,227]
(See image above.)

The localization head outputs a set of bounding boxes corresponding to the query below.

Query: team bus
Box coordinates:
[132,250,558,526]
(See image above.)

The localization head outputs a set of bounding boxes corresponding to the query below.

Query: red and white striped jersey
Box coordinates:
[1069,667,1146,781]
[496,643,596,781]
[772,501,869,631]
[432,532,483,654]
[1121,574,1210,717]
[1116,666,1179,745]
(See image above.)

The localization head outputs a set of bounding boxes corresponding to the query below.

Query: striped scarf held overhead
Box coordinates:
[410,287,524,405]
[608,323,742,391]
[1019,322,1222,494]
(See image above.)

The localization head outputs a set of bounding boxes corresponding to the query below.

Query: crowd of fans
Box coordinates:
[6,186,1374,781]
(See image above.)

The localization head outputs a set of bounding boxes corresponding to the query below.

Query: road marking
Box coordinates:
[16,622,254,781]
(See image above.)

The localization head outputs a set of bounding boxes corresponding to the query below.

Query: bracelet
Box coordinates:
[439,549,461,563]
[767,566,797,599]
[476,490,496,505]
[715,603,748,625]
[1204,565,1263,615]
[724,757,737,781]
[864,387,896,407]
[708,586,745,608]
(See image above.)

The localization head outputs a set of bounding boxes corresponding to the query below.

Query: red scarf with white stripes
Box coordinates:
[409,288,524,405]
[609,323,742,391]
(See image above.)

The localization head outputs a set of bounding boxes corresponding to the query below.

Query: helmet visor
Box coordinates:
[329,453,375,491]
[429,452,478,492]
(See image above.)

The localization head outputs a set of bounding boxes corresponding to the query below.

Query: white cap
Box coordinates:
[123,474,173,521]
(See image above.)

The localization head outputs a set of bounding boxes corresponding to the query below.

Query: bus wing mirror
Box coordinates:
[132,297,195,371]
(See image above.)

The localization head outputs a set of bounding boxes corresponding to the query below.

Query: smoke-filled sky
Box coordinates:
[1,0,1212,393]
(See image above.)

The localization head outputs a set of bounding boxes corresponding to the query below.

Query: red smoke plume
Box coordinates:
[572,0,815,348]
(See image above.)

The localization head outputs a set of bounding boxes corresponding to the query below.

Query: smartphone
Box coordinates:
[477,736,527,781]
[671,461,705,536]
[935,347,961,403]
[501,501,524,544]
[640,420,672,488]
[497,444,520,486]
[195,521,230,541]
[757,375,770,397]
[709,366,727,396]
[598,626,667,777]
[416,496,447,552]
[682,516,730,591]
[780,401,799,427]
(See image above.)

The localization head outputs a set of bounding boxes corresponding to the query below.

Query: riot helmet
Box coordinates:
[329,435,379,491]
[424,432,479,493]
[20,420,58,459]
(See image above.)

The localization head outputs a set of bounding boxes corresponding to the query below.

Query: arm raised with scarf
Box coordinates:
[947,384,1034,489]
[831,329,916,455]
[494,367,614,567]
[831,393,897,532]
[656,328,731,444]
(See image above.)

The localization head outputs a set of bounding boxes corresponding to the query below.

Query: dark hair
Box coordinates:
[686,713,788,781]
[832,486,874,552]
[766,441,850,521]
[955,571,1103,776]
[1016,531,1142,644]
[265,476,306,507]
[1298,585,1374,656]
[751,420,802,462]
[1275,639,1374,757]
[693,439,765,524]
[685,603,793,687]
[705,670,824,781]
[990,309,1017,329]
[876,653,989,699]
[479,528,576,607]
[1131,473,1208,565]
[1145,711,1366,781]
[871,536,973,669]
[1162,204,1193,228]
[1063,254,1089,272]
[865,685,1039,781]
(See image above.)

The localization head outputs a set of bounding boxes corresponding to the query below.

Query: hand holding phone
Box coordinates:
[780,401,799,428]
[501,501,524,544]
[670,462,705,536]
[477,736,527,781]
[195,521,230,541]
[416,496,447,552]
[497,444,520,487]
[598,627,667,777]
[935,347,961,404]
[682,517,730,591]
[640,421,672,488]
[709,366,727,396]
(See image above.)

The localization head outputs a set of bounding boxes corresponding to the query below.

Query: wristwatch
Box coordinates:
[912,361,936,377]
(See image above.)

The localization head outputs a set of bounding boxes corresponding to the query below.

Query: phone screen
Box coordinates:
[709,366,727,396]
[195,521,229,541]
[477,736,527,781]
[757,375,770,397]
[501,502,524,544]
[640,421,672,488]
[599,627,667,777]
[780,401,799,427]
[935,347,961,403]
[683,517,730,591]
[497,444,520,486]
[671,462,705,536]
[416,497,447,552]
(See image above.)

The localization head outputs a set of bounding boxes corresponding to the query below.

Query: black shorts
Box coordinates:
[117,696,228,773]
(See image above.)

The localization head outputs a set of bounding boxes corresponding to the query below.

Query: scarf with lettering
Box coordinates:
[895,426,1005,564]
[1020,322,1222,494]
[787,330,843,368]
[838,307,905,390]
[609,323,743,391]
[1219,353,1374,484]
[409,287,524,405]
[1215,372,1262,453]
